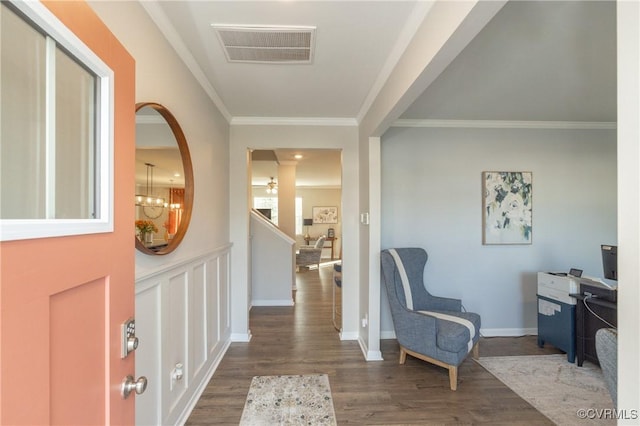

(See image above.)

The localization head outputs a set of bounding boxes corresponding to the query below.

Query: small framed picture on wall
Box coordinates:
[312,206,338,224]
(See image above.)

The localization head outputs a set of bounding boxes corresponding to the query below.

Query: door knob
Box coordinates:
[121,375,147,399]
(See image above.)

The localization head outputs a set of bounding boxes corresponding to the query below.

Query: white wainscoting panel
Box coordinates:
[165,270,189,414]
[207,257,220,354]
[135,246,232,426]
[135,280,162,425]
[220,253,231,342]
[192,263,207,379]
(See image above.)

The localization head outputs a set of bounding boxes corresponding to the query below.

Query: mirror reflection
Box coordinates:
[135,104,189,254]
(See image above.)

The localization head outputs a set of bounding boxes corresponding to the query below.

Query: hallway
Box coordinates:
[186,265,558,424]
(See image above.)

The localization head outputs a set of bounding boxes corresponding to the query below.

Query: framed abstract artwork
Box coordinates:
[312,206,338,224]
[482,171,532,245]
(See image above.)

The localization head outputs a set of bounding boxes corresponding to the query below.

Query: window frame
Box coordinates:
[0,0,114,241]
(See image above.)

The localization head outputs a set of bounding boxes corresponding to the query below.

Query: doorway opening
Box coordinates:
[250,148,343,331]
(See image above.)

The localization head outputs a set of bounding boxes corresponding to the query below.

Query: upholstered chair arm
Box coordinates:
[298,247,321,254]
[296,247,323,267]
[393,308,438,354]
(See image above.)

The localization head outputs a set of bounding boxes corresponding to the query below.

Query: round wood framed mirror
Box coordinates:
[135,102,193,255]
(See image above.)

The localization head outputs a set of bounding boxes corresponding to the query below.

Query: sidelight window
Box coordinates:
[0,1,114,241]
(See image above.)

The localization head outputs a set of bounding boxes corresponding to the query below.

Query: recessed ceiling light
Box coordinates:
[294,154,303,160]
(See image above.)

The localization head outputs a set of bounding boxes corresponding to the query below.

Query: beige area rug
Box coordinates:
[477,355,615,425]
[240,374,337,425]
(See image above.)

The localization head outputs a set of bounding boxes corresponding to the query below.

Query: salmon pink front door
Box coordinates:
[0,1,136,424]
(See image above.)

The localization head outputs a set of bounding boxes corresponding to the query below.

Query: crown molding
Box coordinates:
[230,116,358,127]
[391,119,617,130]
[140,1,232,123]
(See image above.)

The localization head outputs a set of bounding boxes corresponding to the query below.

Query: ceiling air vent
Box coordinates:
[212,25,316,64]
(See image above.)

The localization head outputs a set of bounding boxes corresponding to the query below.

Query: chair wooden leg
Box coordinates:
[400,346,462,391]
[472,341,479,359]
[448,366,458,391]
[399,347,407,364]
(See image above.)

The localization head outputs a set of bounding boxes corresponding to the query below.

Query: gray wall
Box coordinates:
[380,126,616,334]
[90,1,230,278]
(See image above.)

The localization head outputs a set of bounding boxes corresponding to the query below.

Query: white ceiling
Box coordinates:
[138,0,616,187]
[251,149,342,189]
[151,0,422,120]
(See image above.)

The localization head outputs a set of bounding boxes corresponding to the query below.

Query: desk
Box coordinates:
[571,293,617,367]
[537,272,578,363]
[303,236,339,259]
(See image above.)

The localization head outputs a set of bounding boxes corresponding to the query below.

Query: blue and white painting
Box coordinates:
[483,171,532,244]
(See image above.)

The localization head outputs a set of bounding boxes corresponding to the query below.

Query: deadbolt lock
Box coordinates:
[121,318,139,359]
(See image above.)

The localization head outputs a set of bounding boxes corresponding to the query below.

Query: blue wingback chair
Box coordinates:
[381,248,481,390]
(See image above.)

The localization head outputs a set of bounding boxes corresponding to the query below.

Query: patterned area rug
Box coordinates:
[240,374,337,425]
[477,355,615,425]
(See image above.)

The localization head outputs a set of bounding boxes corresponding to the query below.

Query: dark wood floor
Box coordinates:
[187,265,561,425]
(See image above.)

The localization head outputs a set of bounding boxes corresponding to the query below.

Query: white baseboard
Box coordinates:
[366,349,384,361]
[357,336,368,359]
[175,338,231,425]
[230,332,252,342]
[381,330,396,339]
[251,299,294,307]
[356,336,384,361]
[380,328,538,339]
[481,328,537,337]
[339,331,358,340]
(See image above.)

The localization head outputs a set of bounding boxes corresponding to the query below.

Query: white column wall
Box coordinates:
[617,0,640,417]
[278,162,297,239]
[357,0,505,359]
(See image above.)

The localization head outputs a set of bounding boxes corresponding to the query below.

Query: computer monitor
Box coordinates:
[601,244,617,281]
